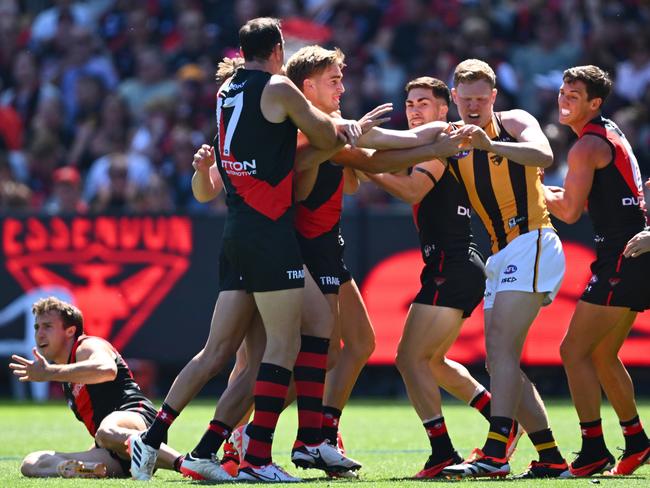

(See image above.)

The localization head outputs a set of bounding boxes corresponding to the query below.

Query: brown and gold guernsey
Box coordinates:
[448,113,553,254]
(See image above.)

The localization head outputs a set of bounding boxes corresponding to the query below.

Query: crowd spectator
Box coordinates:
[0,0,648,213]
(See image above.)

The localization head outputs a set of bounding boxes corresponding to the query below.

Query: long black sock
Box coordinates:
[620,415,649,454]
[528,428,564,464]
[142,402,179,449]
[482,416,512,459]
[191,420,232,459]
[322,406,342,445]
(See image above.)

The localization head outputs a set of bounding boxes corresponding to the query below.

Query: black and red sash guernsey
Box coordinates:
[413,167,474,264]
[215,68,297,222]
[62,335,149,436]
[581,116,647,250]
[296,161,343,239]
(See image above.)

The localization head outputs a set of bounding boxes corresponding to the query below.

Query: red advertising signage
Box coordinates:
[362,241,650,366]
[2,216,192,351]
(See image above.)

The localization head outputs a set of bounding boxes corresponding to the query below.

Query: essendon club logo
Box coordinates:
[2,216,192,350]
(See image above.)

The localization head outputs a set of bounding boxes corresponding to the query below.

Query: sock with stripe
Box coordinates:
[294,335,329,447]
[243,363,291,467]
[620,415,649,454]
[482,416,512,460]
[579,419,608,456]
[141,402,179,449]
[423,416,454,459]
[469,388,491,421]
[322,406,342,446]
[190,420,232,459]
[528,428,565,464]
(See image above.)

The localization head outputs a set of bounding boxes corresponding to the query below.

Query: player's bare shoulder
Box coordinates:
[500,108,545,140]
[568,133,612,169]
[261,74,303,123]
[75,336,116,361]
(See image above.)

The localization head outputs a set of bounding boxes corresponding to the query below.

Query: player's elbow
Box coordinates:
[563,210,582,224]
[193,193,214,203]
[401,191,422,205]
[98,364,118,382]
[538,153,553,169]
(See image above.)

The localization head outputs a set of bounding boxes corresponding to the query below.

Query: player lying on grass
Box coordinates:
[9,297,183,478]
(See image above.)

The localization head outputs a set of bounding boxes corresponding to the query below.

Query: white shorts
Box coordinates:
[483,228,565,309]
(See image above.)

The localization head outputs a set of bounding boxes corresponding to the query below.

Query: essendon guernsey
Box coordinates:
[62,336,150,436]
[296,161,343,239]
[581,116,647,248]
[215,69,297,221]
[413,168,474,263]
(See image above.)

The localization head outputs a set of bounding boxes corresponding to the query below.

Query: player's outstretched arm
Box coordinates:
[334,130,466,173]
[10,339,118,384]
[365,159,444,205]
[357,120,449,150]
[191,144,222,202]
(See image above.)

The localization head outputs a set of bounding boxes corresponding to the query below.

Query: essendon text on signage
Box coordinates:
[3,216,192,255]
[2,216,192,351]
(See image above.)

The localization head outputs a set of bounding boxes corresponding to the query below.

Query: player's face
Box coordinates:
[306,63,345,114]
[34,310,75,362]
[558,80,601,127]
[452,80,496,128]
[405,88,448,128]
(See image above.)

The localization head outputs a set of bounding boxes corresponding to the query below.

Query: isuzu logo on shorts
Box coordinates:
[504,264,517,275]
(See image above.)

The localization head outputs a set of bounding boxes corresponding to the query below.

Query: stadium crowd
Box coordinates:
[1,0,650,214]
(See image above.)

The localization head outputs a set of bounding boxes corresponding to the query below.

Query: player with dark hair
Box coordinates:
[127,18,368,483]
[365,76,524,478]
[545,65,650,476]
[10,297,182,479]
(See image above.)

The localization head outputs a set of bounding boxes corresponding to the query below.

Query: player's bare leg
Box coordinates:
[164,290,257,412]
[323,280,375,413]
[95,411,180,470]
[561,302,647,475]
[21,448,120,478]
[560,302,635,421]
[396,304,465,477]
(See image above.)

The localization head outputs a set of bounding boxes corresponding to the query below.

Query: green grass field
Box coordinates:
[0,398,648,487]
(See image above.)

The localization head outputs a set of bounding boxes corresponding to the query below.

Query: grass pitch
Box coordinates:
[0,398,648,487]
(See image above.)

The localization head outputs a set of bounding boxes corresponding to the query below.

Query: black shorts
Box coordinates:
[413,248,486,318]
[221,215,304,293]
[581,248,650,312]
[297,228,350,295]
[99,398,159,476]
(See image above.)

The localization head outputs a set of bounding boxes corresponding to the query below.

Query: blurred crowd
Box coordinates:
[1,0,649,215]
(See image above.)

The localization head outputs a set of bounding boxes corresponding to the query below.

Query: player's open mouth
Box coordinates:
[560,109,571,116]
[468,113,480,119]
[39,343,48,348]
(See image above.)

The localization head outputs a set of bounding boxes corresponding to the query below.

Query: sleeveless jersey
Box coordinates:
[413,168,474,263]
[215,69,297,222]
[62,336,149,436]
[580,116,647,249]
[295,161,343,239]
[448,113,553,254]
